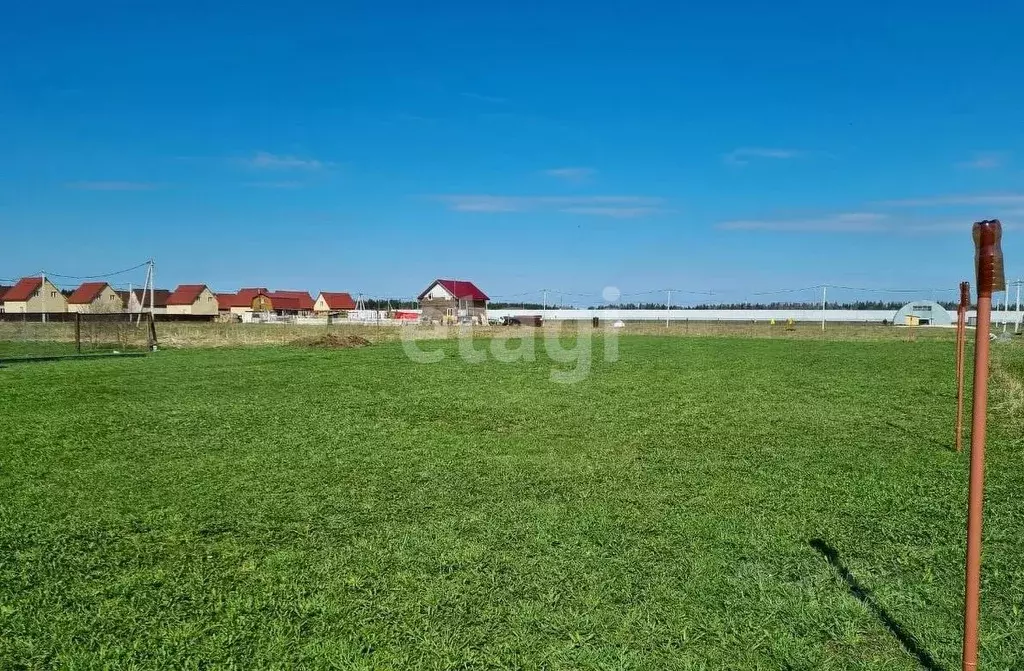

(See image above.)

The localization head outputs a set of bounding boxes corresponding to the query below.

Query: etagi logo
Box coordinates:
[400,286,622,384]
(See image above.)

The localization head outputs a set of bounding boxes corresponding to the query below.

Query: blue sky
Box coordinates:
[2,1,1023,305]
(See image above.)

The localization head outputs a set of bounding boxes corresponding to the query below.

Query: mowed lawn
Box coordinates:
[1,337,1022,669]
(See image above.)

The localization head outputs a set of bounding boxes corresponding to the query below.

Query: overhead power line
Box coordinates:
[44,260,151,280]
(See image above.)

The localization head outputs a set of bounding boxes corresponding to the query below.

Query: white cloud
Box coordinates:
[543,167,596,182]
[957,152,1008,170]
[718,212,888,232]
[66,181,157,191]
[433,194,667,217]
[724,147,802,165]
[717,211,998,235]
[561,206,665,218]
[244,151,328,170]
[243,181,304,189]
[878,193,1024,207]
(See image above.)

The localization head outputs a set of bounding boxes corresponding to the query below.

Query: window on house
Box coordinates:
[51,291,58,298]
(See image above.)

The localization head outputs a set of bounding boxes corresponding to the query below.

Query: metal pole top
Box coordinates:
[973,219,1005,296]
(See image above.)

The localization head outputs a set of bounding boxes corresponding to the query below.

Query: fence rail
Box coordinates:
[0,312,216,323]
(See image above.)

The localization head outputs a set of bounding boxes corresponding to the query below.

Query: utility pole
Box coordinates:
[40,271,47,324]
[821,285,827,332]
[148,259,155,322]
[1003,284,1010,332]
[542,289,547,312]
[1016,279,1022,334]
[666,289,671,328]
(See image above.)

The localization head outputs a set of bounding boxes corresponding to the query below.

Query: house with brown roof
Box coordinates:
[166,284,218,315]
[116,288,171,315]
[251,290,315,317]
[1,277,69,314]
[314,292,357,316]
[67,282,124,313]
[418,279,489,324]
[126,289,171,314]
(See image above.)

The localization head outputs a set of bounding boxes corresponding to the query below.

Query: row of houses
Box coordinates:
[0,276,491,322]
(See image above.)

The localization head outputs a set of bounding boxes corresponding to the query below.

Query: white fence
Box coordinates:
[237,308,1024,326]
[488,308,1024,324]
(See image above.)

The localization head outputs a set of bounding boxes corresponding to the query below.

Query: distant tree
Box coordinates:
[362,298,419,310]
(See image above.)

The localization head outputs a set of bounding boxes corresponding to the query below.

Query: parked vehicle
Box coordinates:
[502,315,542,326]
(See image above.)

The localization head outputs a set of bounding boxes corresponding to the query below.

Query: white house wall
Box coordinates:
[423,283,454,300]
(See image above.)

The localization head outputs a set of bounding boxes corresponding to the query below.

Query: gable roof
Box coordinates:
[167,284,210,305]
[233,287,269,307]
[418,279,489,302]
[67,282,111,305]
[317,292,356,310]
[3,277,43,302]
[217,293,236,310]
[116,289,172,308]
[269,290,314,311]
[0,285,11,301]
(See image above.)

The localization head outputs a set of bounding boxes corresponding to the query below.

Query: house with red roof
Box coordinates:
[228,288,270,316]
[313,292,357,316]
[67,282,124,313]
[1,276,68,314]
[417,279,489,324]
[216,293,236,316]
[166,284,218,316]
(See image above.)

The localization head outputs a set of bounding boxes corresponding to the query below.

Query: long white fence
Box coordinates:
[488,308,1024,324]
[243,308,1024,326]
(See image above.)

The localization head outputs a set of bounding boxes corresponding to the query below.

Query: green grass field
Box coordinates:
[1,337,1022,669]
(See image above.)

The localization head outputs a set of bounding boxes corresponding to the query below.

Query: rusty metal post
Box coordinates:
[147,311,158,351]
[955,281,969,452]
[963,220,1004,671]
[74,312,82,354]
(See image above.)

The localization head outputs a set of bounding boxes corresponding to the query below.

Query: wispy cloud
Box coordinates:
[433,194,668,217]
[543,167,596,183]
[561,206,666,219]
[957,152,1008,170]
[878,193,1024,207]
[66,181,157,191]
[243,181,304,189]
[718,212,888,232]
[243,151,329,170]
[718,211,1000,235]
[724,147,802,166]
[462,92,507,104]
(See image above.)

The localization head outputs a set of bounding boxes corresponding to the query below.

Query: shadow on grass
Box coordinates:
[809,539,946,671]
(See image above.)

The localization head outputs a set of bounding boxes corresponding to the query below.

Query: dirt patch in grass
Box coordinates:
[293,333,372,349]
